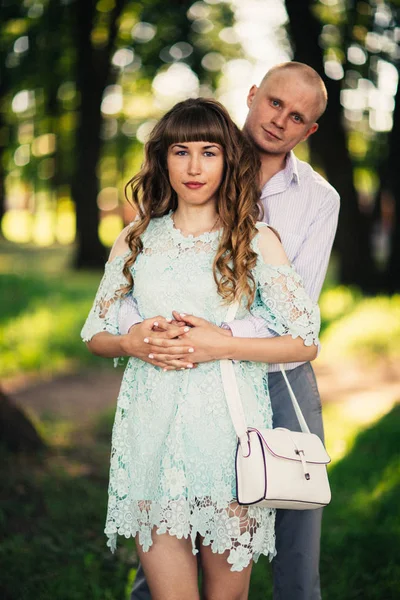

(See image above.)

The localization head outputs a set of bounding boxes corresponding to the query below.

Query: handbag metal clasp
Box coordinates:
[295,448,310,481]
[238,431,251,458]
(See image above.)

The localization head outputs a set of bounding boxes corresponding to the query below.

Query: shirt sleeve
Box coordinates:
[222,314,275,338]
[291,188,340,302]
[118,294,143,334]
[225,188,339,337]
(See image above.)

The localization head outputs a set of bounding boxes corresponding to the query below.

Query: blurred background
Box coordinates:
[0,0,399,598]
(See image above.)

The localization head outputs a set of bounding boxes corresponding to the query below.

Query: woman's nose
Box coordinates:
[187,155,201,175]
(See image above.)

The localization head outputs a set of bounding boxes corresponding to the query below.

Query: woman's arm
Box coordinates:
[86,317,191,366]
[143,315,317,364]
[144,226,320,365]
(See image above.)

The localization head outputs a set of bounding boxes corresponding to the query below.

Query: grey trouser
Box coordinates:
[131,362,324,600]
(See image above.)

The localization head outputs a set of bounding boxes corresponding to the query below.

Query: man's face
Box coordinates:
[244,70,320,157]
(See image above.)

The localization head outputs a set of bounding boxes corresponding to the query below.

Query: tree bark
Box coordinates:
[72,0,126,269]
[284,0,376,290]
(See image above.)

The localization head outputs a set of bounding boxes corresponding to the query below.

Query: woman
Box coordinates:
[81,98,320,600]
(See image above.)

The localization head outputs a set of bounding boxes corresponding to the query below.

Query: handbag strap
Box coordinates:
[278,364,310,434]
[220,301,311,444]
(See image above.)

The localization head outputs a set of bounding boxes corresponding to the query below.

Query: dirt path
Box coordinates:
[4,368,122,422]
[4,359,400,424]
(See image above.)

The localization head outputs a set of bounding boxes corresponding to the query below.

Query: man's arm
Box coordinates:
[290,188,340,301]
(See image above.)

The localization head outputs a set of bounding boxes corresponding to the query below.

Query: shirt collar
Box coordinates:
[261,151,300,198]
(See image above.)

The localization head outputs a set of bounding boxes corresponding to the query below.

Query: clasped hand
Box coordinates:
[123,311,232,371]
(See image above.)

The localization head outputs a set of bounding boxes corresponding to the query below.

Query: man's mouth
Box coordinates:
[184,182,206,189]
[262,128,282,141]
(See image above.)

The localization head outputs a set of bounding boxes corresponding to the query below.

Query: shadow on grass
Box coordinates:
[0,407,134,600]
[1,404,399,600]
[320,403,400,600]
[250,404,400,600]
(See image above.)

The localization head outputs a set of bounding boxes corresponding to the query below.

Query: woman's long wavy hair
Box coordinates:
[123,98,261,308]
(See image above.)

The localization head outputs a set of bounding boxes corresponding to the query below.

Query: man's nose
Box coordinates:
[188,155,201,175]
[272,112,286,129]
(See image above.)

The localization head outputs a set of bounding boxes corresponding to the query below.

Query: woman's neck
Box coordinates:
[173,203,220,236]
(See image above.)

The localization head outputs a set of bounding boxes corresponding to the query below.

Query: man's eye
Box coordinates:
[272,100,280,107]
[293,115,302,123]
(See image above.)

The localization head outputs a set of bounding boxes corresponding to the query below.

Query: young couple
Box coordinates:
[82,62,340,600]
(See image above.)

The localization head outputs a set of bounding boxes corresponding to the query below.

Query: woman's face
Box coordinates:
[167,141,224,209]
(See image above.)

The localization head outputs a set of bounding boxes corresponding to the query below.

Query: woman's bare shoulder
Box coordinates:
[255,223,290,266]
[108,225,132,262]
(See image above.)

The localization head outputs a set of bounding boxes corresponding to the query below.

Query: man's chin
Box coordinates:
[256,139,287,156]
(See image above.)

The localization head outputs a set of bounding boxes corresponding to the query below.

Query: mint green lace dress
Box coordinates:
[81,214,320,572]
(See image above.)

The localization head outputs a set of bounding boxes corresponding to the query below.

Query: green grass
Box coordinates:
[320,405,400,599]
[0,270,107,379]
[0,408,135,600]
[249,405,400,599]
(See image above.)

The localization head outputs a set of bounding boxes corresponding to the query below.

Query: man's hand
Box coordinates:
[120,316,195,370]
[144,312,233,365]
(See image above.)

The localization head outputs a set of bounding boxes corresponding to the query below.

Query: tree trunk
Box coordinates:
[385,73,400,292]
[0,389,45,453]
[72,0,126,269]
[284,0,376,290]
[0,114,7,237]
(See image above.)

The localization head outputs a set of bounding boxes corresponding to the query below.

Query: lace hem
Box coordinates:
[105,496,276,572]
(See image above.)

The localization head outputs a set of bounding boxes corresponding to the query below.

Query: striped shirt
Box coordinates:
[118,151,340,373]
[226,151,340,372]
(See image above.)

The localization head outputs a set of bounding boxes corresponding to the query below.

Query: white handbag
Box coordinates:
[220,302,331,510]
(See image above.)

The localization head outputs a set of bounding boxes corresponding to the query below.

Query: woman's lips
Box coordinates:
[184,182,205,189]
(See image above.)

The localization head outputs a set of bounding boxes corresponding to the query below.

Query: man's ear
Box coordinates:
[247,85,258,108]
[302,122,319,142]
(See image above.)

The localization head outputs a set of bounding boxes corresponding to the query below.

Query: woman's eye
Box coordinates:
[176,150,187,156]
[204,151,215,157]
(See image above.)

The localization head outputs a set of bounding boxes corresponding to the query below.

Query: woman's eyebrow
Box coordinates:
[171,143,188,149]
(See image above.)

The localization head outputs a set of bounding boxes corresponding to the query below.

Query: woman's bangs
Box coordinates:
[163,106,225,148]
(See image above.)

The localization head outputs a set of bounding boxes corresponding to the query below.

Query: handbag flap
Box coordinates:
[250,428,331,464]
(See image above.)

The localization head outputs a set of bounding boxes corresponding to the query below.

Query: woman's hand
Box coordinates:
[121,317,195,370]
[144,312,233,365]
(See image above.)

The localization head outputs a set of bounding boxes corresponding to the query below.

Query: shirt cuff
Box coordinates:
[118,295,143,335]
[224,317,276,339]
[119,314,142,335]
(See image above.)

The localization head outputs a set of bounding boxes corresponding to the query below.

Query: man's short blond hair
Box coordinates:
[260,62,328,121]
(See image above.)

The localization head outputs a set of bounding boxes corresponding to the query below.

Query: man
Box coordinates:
[120,62,340,600]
